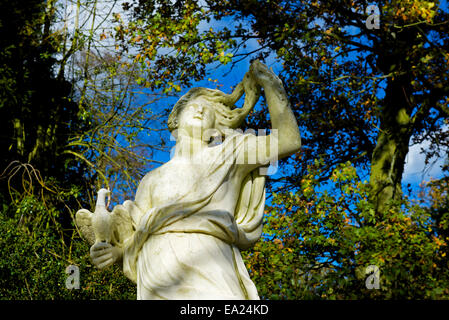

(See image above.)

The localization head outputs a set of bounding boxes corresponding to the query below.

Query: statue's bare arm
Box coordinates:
[242,60,301,170]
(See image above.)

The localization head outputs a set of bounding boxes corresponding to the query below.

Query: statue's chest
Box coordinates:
[149,162,206,206]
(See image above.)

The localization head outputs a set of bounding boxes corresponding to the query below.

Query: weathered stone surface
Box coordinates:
[75,60,301,299]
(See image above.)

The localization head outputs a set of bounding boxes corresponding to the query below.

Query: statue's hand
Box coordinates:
[250,60,283,88]
[90,242,123,269]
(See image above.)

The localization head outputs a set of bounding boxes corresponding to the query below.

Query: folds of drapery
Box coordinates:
[109,131,266,285]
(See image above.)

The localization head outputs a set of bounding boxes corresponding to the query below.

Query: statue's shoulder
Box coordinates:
[138,160,174,187]
[138,164,163,187]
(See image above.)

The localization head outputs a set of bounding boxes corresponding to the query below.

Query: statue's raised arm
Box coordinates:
[252,60,301,158]
[238,60,301,173]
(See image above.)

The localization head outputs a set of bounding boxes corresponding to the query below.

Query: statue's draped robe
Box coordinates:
[111,132,266,299]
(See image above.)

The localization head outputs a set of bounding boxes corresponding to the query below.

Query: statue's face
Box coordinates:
[178,96,216,136]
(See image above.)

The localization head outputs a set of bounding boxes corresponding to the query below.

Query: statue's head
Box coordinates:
[168,87,251,140]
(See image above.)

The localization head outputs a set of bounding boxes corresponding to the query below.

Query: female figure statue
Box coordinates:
[76,60,301,299]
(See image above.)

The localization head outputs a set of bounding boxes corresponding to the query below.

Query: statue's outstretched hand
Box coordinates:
[90,242,123,269]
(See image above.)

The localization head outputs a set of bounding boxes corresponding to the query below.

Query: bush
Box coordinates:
[243,161,449,299]
[0,198,136,300]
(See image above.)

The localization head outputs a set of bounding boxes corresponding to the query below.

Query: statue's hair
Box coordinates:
[167,83,256,134]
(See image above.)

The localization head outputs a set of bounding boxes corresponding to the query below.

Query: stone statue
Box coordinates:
[75,60,301,299]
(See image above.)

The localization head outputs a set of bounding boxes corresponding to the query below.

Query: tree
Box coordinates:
[242,160,449,299]
[202,0,449,213]
[67,48,168,203]
[115,0,449,299]
[2,0,447,299]
[54,0,176,203]
[0,0,154,299]
[117,0,449,211]
[0,0,88,185]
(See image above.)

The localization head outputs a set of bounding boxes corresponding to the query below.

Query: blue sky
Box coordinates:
[148,5,448,200]
[71,0,447,202]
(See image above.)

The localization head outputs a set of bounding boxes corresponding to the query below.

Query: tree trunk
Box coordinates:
[369,80,412,214]
[13,118,25,157]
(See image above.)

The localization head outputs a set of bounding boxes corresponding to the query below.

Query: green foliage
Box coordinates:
[0,0,163,300]
[134,0,449,212]
[0,0,91,194]
[115,0,239,92]
[0,196,135,300]
[114,0,449,299]
[243,161,449,299]
[1,0,448,300]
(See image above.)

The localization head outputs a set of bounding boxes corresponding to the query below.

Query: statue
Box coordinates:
[75,60,301,299]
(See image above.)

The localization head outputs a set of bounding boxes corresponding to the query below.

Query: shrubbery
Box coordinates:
[242,161,449,299]
[0,196,135,300]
